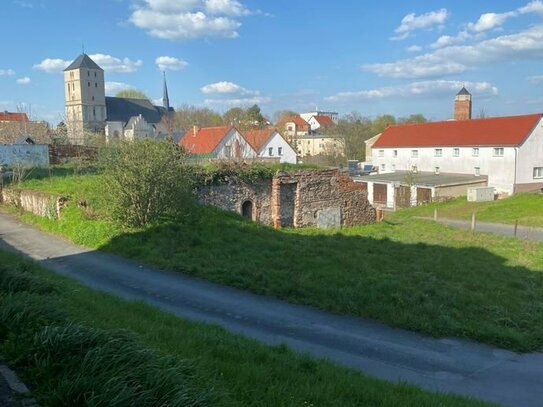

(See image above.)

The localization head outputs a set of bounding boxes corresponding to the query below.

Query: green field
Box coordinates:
[395,193,543,227]
[0,250,492,407]
[6,168,543,351]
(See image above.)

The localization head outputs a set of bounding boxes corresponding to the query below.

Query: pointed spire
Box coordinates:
[162,71,170,110]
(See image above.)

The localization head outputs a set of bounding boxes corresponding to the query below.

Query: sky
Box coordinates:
[3,0,543,125]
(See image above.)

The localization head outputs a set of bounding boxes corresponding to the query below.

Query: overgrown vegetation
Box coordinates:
[0,250,492,406]
[10,166,543,352]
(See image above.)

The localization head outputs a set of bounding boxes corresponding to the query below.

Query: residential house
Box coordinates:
[300,110,339,124]
[0,111,50,145]
[179,126,257,160]
[0,112,29,123]
[294,134,345,158]
[244,128,297,164]
[306,115,334,132]
[276,115,311,138]
[364,133,381,162]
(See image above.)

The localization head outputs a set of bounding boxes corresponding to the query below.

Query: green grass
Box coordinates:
[9,170,543,352]
[395,193,543,227]
[0,250,494,407]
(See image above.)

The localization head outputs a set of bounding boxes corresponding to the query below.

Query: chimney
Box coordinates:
[193,125,198,137]
[454,87,472,120]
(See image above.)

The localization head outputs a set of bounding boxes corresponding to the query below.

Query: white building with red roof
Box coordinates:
[179,126,257,160]
[306,115,334,132]
[243,128,297,164]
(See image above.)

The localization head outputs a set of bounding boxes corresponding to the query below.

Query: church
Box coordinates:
[64,53,174,144]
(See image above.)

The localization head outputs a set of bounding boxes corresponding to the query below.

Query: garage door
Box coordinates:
[373,183,387,205]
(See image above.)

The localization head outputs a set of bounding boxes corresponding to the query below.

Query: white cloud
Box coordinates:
[326,80,498,103]
[129,0,253,40]
[365,25,543,79]
[155,56,188,71]
[89,54,142,73]
[16,77,31,85]
[527,74,543,83]
[0,69,16,76]
[406,45,423,52]
[467,1,543,32]
[430,31,473,49]
[204,96,270,107]
[392,8,449,40]
[201,81,258,95]
[105,81,133,94]
[33,58,70,73]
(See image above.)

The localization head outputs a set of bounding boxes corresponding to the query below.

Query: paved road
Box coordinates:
[426,217,543,241]
[1,212,542,407]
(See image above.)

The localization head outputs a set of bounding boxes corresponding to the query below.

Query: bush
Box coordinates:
[101,140,193,227]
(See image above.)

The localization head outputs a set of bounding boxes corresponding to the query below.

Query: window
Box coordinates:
[434,167,440,174]
[92,96,95,101]
[94,72,97,77]
[411,149,418,158]
[380,164,386,172]
[93,106,96,119]
[434,148,442,157]
[534,167,543,179]
[297,140,301,144]
[453,148,460,157]
[475,167,481,176]
[472,147,479,156]
[287,125,293,131]
[224,145,232,158]
[268,147,273,156]
[493,147,504,157]
[88,82,91,87]
[393,150,398,157]
[278,147,283,156]
[87,71,90,77]
[95,83,97,88]
[378,149,384,157]
[391,164,396,172]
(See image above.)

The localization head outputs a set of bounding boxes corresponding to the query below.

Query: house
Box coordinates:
[179,126,257,160]
[276,115,311,138]
[0,112,29,123]
[243,128,297,164]
[293,134,345,158]
[306,115,334,132]
[0,111,50,145]
[64,53,174,144]
[364,133,381,162]
[300,110,339,125]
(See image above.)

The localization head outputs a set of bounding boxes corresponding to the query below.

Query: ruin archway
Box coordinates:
[242,200,254,220]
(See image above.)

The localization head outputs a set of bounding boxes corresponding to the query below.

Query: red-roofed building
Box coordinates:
[276,115,310,138]
[0,111,29,123]
[370,112,543,195]
[307,115,334,132]
[243,129,297,163]
[179,126,257,160]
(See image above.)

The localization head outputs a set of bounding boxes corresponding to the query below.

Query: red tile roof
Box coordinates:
[179,126,232,154]
[243,128,275,152]
[0,112,29,122]
[312,115,334,127]
[277,115,310,131]
[373,114,542,148]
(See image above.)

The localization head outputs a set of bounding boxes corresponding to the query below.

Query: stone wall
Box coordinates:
[49,145,98,164]
[197,169,375,228]
[0,187,66,219]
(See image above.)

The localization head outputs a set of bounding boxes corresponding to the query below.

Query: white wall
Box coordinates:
[517,118,543,186]
[215,129,257,159]
[259,132,297,163]
[0,145,49,167]
[372,145,516,194]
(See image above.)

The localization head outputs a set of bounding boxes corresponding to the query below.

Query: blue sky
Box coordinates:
[3,0,543,124]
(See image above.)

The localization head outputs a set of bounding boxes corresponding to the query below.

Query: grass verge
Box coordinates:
[0,250,493,406]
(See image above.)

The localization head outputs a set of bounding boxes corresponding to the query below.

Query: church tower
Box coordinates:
[162,72,170,110]
[64,54,107,144]
[454,87,472,121]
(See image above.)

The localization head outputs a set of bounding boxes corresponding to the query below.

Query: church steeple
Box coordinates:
[162,72,170,110]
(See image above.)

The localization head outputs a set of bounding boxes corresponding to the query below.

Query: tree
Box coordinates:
[223,107,246,126]
[116,89,149,100]
[101,139,192,227]
[322,112,374,160]
[246,104,265,126]
[172,105,224,131]
[398,114,427,124]
[372,114,397,134]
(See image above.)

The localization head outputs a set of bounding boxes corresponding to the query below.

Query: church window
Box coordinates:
[88,82,91,87]
[67,84,69,94]
[72,83,75,91]
[95,83,97,88]
[94,72,97,77]
[92,96,95,101]
[93,107,96,119]
[87,71,90,77]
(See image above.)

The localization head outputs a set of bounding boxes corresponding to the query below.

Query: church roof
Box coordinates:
[456,87,471,96]
[105,97,168,124]
[64,54,103,71]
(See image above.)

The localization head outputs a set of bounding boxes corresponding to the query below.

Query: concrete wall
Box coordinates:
[198,169,375,228]
[0,144,49,167]
[0,188,66,219]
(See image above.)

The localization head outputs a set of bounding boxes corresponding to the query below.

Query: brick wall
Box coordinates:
[49,145,98,165]
[198,169,375,228]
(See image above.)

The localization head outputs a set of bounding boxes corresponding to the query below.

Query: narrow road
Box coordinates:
[1,212,542,407]
[425,217,543,241]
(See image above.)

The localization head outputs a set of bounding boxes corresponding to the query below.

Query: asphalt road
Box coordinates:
[1,212,542,407]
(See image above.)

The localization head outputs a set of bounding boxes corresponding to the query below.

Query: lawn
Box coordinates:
[394,193,543,227]
[0,250,492,407]
[7,169,543,351]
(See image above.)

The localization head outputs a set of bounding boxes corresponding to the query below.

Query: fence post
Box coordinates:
[471,212,476,232]
[433,208,438,221]
[514,220,518,237]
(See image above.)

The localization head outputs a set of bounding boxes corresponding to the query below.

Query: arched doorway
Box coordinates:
[242,200,253,219]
